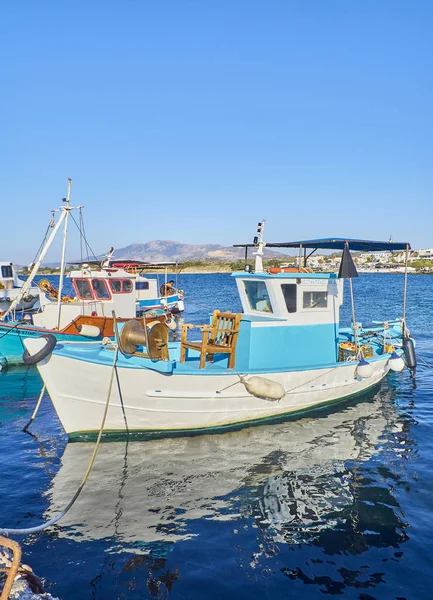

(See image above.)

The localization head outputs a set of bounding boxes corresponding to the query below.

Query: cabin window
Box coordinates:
[91,279,110,300]
[303,291,328,309]
[75,279,93,299]
[281,284,297,313]
[1,266,13,278]
[109,279,133,293]
[135,281,149,290]
[244,280,273,313]
[109,280,122,293]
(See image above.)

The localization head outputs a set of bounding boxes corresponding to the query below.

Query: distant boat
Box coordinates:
[25,221,415,439]
[0,181,183,368]
[0,261,39,312]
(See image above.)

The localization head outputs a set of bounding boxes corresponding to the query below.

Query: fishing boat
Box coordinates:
[0,181,181,367]
[24,221,416,439]
[0,261,39,313]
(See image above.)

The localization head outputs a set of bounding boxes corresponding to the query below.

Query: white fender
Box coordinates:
[239,376,285,400]
[78,324,101,338]
[388,352,405,372]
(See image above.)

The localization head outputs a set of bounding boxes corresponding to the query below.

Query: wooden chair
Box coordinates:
[180,310,242,369]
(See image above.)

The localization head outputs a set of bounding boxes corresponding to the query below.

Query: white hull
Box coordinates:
[36,351,390,438]
[0,288,39,312]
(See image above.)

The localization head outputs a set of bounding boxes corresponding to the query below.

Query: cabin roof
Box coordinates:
[231,271,337,279]
[234,238,410,251]
[68,260,181,268]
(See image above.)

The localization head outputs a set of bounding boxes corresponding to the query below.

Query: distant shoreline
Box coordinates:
[18,267,433,276]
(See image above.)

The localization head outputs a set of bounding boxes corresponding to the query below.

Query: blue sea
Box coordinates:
[1,273,432,599]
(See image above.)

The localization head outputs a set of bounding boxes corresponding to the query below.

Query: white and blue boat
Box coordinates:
[25,222,415,440]
[0,181,183,367]
[0,261,39,313]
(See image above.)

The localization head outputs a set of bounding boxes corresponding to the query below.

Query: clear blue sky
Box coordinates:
[1,0,432,263]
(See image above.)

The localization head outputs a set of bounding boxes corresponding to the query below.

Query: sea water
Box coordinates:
[0,273,432,599]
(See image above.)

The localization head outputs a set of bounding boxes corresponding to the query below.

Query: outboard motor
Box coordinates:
[403,337,417,378]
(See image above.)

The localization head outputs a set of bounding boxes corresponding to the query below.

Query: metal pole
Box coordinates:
[298,244,303,269]
[349,278,360,355]
[402,243,409,338]
[1,210,67,321]
[56,178,72,329]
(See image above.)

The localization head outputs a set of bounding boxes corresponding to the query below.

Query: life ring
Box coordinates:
[22,334,57,365]
[268,267,312,274]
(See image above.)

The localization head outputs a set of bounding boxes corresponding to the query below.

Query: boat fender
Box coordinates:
[239,375,285,400]
[0,356,7,371]
[403,338,416,375]
[165,317,177,331]
[78,324,101,338]
[356,358,373,379]
[23,294,34,303]
[388,352,405,372]
[177,300,185,312]
[22,334,57,365]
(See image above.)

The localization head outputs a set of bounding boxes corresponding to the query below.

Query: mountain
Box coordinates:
[108,240,287,263]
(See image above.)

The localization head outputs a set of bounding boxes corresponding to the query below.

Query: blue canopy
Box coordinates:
[234,238,410,251]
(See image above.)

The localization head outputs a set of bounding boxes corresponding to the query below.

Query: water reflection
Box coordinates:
[46,389,410,555]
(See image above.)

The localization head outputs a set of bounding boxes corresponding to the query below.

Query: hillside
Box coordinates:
[109,240,287,263]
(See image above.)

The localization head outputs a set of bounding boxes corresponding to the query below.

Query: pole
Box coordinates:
[0,210,67,321]
[402,243,409,338]
[56,178,72,329]
[349,278,360,355]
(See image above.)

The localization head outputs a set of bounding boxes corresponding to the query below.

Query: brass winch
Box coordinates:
[118,319,169,360]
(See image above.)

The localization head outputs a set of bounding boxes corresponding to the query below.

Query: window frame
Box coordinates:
[72,278,94,300]
[281,283,297,314]
[91,278,112,300]
[302,290,328,310]
[243,280,274,314]
[1,265,13,278]
[109,278,134,294]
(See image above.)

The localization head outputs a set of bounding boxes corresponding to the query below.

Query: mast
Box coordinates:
[253,220,266,273]
[56,178,72,329]
[0,210,68,321]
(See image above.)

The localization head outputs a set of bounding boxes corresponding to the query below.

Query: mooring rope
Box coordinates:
[22,385,46,432]
[0,348,119,537]
[417,354,433,372]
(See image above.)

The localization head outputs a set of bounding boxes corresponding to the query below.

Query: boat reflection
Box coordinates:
[45,386,412,563]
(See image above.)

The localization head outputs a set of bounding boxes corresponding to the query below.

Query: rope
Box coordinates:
[417,354,433,372]
[217,366,339,395]
[22,385,46,432]
[0,347,119,537]
[0,322,21,341]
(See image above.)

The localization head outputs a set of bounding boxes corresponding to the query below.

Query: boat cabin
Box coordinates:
[0,262,40,312]
[233,271,343,370]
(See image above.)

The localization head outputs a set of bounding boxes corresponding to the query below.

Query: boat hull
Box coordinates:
[34,350,390,439]
[0,324,93,367]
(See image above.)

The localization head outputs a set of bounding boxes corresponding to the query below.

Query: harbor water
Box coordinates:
[0,273,432,599]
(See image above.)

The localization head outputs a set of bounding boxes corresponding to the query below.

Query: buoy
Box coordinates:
[78,324,101,338]
[388,351,405,372]
[356,357,373,379]
[239,375,285,400]
[165,317,177,331]
[403,338,417,377]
